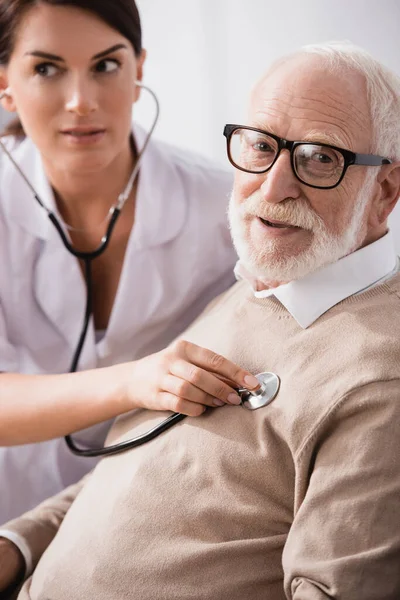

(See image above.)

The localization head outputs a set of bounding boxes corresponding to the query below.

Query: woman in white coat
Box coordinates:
[0,0,259,524]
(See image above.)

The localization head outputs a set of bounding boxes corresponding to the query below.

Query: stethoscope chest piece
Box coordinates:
[240,372,280,411]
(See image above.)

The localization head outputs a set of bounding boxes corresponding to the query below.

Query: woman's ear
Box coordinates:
[133,49,147,103]
[0,70,17,112]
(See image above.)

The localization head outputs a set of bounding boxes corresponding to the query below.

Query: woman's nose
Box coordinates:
[65,77,98,116]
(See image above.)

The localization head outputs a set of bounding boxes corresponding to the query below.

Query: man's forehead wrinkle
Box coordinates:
[251,91,369,150]
[253,73,370,122]
[253,110,354,148]
[294,117,354,148]
[255,89,367,126]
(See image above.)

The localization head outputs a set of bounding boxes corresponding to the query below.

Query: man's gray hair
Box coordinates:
[297,41,400,160]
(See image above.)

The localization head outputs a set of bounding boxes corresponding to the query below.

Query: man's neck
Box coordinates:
[255,278,287,291]
[237,263,288,291]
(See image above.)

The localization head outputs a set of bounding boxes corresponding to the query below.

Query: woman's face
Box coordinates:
[0,3,146,175]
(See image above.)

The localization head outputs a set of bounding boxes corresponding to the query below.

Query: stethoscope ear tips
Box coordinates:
[0,88,11,101]
[240,372,280,411]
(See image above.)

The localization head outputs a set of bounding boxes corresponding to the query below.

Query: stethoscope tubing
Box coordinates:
[48,208,121,260]
[65,412,187,457]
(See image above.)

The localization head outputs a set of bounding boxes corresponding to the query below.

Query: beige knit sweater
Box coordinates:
[9,276,400,599]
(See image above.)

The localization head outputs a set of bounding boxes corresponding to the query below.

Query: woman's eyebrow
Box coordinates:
[24,43,128,62]
[92,43,128,60]
[25,50,64,61]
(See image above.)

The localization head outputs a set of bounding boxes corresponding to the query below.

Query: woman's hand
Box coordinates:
[118,340,260,417]
[0,537,25,593]
[0,342,259,445]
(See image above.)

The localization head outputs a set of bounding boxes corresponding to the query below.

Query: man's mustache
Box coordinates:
[234,192,323,232]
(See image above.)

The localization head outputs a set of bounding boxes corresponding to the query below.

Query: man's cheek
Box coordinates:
[234,173,259,201]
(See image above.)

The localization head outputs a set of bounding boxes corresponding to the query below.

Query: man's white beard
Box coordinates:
[228,174,375,284]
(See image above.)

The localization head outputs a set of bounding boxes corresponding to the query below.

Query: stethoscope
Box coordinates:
[0,83,281,458]
[66,372,281,458]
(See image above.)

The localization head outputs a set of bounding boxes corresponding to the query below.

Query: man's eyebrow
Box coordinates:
[302,131,347,148]
[25,44,128,62]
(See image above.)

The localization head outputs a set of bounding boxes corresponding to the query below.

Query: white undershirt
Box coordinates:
[95,330,106,344]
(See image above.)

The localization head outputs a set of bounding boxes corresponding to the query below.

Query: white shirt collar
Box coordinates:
[235,231,398,329]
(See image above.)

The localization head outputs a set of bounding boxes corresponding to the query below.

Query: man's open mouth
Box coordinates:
[259,217,299,229]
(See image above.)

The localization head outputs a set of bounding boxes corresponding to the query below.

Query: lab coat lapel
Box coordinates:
[34,226,97,369]
[105,127,187,348]
[4,139,97,369]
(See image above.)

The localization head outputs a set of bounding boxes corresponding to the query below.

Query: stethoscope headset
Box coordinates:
[0,83,280,457]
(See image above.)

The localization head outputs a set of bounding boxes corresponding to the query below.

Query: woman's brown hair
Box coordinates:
[0,0,142,137]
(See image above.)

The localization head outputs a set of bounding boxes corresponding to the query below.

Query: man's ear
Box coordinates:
[133,49,147,104]
[374,162,400,225]
[0,69,17,113]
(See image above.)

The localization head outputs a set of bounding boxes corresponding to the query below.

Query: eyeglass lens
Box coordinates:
[229,128,345,187]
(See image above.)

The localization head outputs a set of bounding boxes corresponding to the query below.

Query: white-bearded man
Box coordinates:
[1,41,400,600]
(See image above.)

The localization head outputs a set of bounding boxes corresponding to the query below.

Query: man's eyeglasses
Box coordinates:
[223,124,392,190]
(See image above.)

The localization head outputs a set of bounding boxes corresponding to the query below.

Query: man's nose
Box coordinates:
[65,77,98,116]
[259,150,301,204]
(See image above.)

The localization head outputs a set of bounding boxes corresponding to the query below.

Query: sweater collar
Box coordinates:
[235,231,398,329]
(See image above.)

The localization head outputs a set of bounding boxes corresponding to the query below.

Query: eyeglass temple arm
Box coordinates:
[353,153,392,166]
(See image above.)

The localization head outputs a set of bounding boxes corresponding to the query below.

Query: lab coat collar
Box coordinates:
[2,121,187,249]
[2,136,56,240]
[235,231,398,329]
[1,122,187,364]
[123,123,186,250]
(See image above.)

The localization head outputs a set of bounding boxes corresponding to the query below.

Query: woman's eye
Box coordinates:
[95,59,120,74]
[34,63,59,77]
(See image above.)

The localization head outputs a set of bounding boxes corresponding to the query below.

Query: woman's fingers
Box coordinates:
[157,392,207,417]
[129,341,260,416]
[168,360,241,405]
[171,340,259,391]
[162,374,222,407]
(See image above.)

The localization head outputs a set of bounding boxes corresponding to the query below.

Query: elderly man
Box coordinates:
[1,42,400,600]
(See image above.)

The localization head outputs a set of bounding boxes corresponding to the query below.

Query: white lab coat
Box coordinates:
[0,124,237,521]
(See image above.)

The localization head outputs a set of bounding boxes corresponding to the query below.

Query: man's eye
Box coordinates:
[313,152,333,164]
[254,142,273,152]
[95,59,120,74]
[34,63,58,77]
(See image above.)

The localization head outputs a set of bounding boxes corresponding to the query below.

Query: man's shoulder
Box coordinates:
[299,274,400,410]
[384,270,400,296]
[334,271,400,331]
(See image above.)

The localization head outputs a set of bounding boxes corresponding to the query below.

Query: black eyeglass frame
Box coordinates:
[223,124,392,190]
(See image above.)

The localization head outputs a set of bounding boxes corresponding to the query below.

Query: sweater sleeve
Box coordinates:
[282,379,400,600]
[0,474,89,575]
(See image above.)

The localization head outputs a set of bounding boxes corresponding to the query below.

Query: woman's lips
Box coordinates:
[61,128,106,145]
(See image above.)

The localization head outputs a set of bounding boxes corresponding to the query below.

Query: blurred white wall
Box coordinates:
[1,0,400,234]
[133,0,400,164]
[2,0,399,162]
